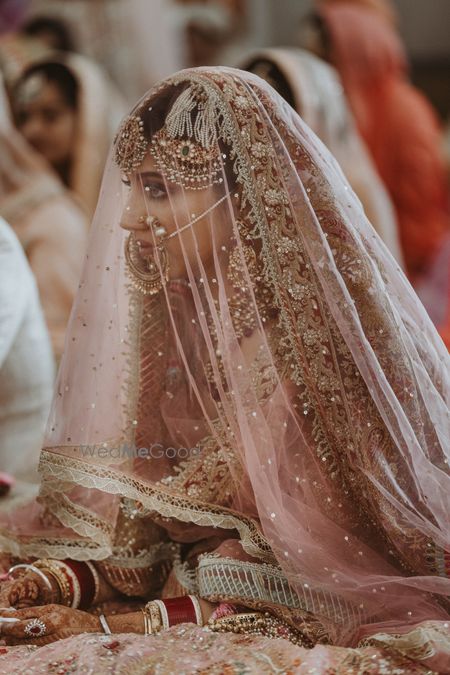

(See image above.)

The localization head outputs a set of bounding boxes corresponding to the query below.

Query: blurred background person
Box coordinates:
[0,0,29,36]
[0,77,87,361]
[5,2,186,104]
[12,54,125,218]
[0,216,54,486]
[20,14,75,52]
[243,47,404,264]
[304,0,449,284]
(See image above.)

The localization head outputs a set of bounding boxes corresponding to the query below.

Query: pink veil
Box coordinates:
[241,48,404,265]
[0,67,448,645]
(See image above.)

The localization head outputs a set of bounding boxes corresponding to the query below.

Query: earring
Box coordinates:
[124,234,169,295]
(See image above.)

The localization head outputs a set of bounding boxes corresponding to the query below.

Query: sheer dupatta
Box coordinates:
[242,48,403,264]
[0,67,448,645]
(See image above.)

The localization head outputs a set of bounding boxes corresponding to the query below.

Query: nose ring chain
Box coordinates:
[138,214,167,239]
[137,192,229,245]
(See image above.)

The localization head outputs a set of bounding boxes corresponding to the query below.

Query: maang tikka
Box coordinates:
[115,83,224,190]
[150,84,224,190]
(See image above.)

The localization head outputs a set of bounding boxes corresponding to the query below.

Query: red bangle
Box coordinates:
[162,596,200,626]
[64,560,95,609]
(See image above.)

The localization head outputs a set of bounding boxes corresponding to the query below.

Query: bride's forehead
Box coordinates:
[139,154,158,173]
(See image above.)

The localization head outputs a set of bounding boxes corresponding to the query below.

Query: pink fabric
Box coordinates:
[242,48,403,265]
[0,128,87,360]
[209,603,238,621]
[0,623,449,673]
[0,68,448,651]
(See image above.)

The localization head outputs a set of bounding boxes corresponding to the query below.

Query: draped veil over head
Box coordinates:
[1,67,449,646]
[241,48,403,262]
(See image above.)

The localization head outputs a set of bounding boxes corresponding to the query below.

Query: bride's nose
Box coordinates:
[119,195,148,233]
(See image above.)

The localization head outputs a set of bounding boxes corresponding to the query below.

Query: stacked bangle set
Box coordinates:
[8,559,100,609]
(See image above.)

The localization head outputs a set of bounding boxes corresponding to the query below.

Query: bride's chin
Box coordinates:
[167,267,187,282]
[137,248,154,260]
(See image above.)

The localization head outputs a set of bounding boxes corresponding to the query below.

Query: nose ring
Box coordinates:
[138,215,154,225]
[139,215,167,239]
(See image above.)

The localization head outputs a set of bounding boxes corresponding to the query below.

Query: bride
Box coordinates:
[0,67,448,673]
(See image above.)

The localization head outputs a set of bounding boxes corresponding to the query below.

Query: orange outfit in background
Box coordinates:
[318,3,449,282]
[317,0,397,26]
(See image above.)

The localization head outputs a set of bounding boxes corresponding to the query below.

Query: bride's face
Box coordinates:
[119,153,229,280]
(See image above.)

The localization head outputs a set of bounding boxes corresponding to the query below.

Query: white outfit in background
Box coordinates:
[0,217,54,482]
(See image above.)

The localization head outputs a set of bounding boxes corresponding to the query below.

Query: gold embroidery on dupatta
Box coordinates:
[193,71,441,578]
[34,71,446,593]
[125,288,169,450]
[158,431,237,507]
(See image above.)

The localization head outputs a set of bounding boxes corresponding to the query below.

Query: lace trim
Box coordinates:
[197,555,363,626]
[106,541,175,570]
[38,450,275,563]
[0,531,112,561]
[38,487,114,545]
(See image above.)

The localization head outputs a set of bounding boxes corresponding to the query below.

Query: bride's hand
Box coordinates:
[0,605,101,646]
[0,572,58,608]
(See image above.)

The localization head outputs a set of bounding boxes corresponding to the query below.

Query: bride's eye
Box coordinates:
[143,182,166,199]
[121,176,131,188]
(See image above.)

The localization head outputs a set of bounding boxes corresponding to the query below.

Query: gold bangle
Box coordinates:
[34,560,71,606]
[152,600,169,630]
[141,608,151,635]
[43,568,67,605]
[85,562,100,605]
[144,601,163,634]
[149,601,163,633]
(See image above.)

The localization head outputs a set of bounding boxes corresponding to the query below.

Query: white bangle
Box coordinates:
[8,564,53,592]
[85,561,100,604]
[99,614,112,635]
[153,599,169,630]
[189,595,203,626]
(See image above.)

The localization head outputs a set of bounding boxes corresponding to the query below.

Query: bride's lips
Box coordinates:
[136,239,154,253]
